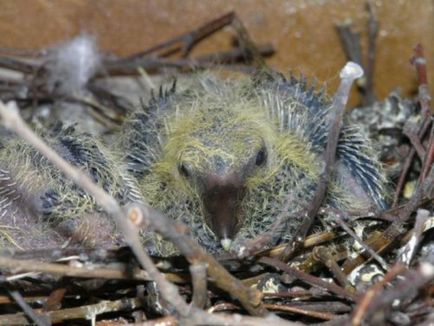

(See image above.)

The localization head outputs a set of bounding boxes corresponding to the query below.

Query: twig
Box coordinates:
[6,289,49,326]
[331,209,389,271]
[0,298,142,325]
[265,303,336,321]
[352,263,434,325]
[104,56,262,75]
[335,2,378,106]
[42,288,66,312]
[312,246,353,290]
[351,263,407,326]
[122,315,178,326]
[123,12,236,60]
[343,164,434,274]
[412,43,433,184]
[0,255,179,282]
[393,43,433,205]
[189,262,208,309]
[279,62,363,262]
[0,57,37,74]
[398,209,430,265]
[136,205,267,316]
[260,257,357,301]
[104,12,273,76]
[335,22,362,66]
[403,124,427,160]
[364,0,379,106]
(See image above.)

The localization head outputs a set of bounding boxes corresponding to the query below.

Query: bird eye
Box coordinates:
[178,163,190,177]
[255,148,267,166]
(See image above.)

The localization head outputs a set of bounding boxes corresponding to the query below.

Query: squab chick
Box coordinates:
[121,72,387,256]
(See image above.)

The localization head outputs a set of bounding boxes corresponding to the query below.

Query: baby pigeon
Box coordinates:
[0,124,141,249]
[121,72,387,256]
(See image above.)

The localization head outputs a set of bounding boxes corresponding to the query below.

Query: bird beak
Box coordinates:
[201,173,245,249]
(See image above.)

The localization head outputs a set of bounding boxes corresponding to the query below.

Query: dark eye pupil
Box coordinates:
[255,149,266,166]
[178,163,189,177]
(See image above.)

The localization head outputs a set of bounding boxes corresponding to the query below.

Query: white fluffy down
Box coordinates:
[47,34,101,95]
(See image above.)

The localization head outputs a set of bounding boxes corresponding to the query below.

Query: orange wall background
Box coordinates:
[0,0,433,103]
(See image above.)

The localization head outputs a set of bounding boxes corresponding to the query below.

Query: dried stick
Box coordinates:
[265,304,336,321]
[343,165,434,273]
[335,2,378,106]
[0,298,142,325]
[123,12,236,60]
[103,44,273,76]
[312,246,353,290]
[403,123,427,159]
[104,12,273,76]
[351,263,407,326]
[335,23,362,66]
[135,205,267,316]
[190,262,208,309]
[398,209,430,265]
[6,289,49,326]
[352,263,434,325]
[125,316,178,326]
[208,301,339,322]
[331,210,389,270]
[364,0,379,106]
[260,256,357,301]
[393,43,433,205]
[0,57,36,74]
[280,62,363,262]
[0,255,189,283]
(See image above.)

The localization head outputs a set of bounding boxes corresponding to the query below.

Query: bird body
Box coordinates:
[0,125,140,249]
[121,72,387,256]
[0,71,387,255]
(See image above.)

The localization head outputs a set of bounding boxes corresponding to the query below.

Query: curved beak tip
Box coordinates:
[221,238,232,251]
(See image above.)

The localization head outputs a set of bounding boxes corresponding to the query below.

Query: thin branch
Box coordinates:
[260,256,357,301]
[352,263,434,325]
[6,289,49,326]
[0,255,167,282]
[122,12,236,60]
[351,263,407,326]
[136,205,267,316]
[364,0,379,105]
[190,262,208,309]
[0,298,142,325]
[331,210,389,271]
[280,62,363,262]
[312,246,354,290]
[393,43,433,205]
[398,209,430,265]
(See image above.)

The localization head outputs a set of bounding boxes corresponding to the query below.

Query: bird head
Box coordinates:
[148,78,319,253]
[154,99,278,249]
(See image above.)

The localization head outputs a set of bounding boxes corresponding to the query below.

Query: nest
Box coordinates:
[0,8,433,326]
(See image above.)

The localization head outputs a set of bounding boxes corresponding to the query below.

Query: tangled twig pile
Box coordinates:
[0,10,433,326]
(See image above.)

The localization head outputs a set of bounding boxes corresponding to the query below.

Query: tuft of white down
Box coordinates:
[47,34,101,95]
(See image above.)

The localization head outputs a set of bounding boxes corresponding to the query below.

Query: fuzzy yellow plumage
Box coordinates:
[0,71,387,255]
[121,72,387,256]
